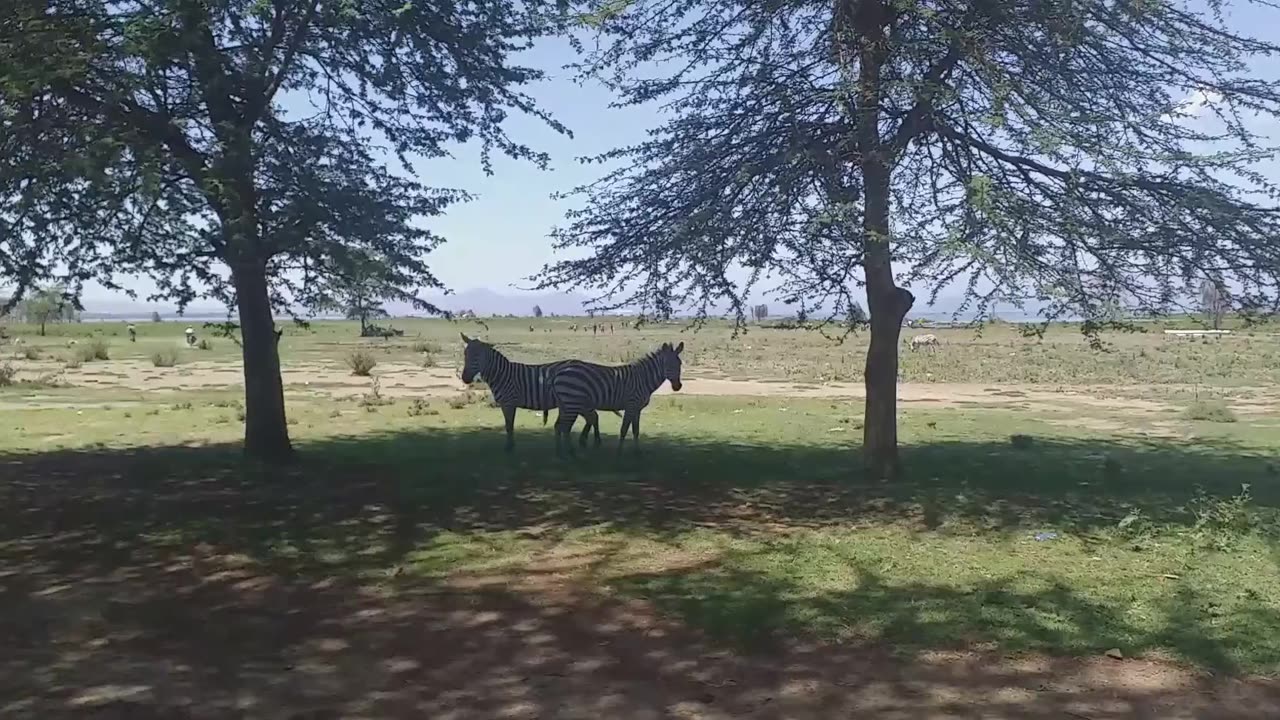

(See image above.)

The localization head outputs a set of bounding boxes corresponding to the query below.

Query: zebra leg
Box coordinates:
[630,411,642,454]
[502,404,517,452]
[617,411,634,454]
[554,410,579,459]
[579,409,600,448]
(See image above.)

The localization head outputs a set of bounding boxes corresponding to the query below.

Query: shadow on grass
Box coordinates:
[1,428,1279,717]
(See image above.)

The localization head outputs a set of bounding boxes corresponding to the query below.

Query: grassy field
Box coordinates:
[1,317,1278,716]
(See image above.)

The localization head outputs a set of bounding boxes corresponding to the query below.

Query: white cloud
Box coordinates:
[1160,88,1223,123]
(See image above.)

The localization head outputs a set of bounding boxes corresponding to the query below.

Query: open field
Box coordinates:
[2,318,1279,718]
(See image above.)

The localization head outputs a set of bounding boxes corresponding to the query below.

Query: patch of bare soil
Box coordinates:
[2,550,1277,720]
[11,354,1280,418]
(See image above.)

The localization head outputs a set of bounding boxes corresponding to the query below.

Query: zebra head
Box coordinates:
[459,333,491,384]
[658,341,684,391]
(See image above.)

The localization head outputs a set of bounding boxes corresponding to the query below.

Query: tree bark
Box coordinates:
[233,259,294,462]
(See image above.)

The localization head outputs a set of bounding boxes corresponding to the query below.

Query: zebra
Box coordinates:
[909,333,940,351]
[458,333,602,451]
[551,341,684,457]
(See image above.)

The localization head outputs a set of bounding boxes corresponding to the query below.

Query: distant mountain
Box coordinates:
[409,288,597,317]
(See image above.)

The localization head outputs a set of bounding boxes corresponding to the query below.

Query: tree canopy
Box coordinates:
[2,0,570,458]
[536,0,1280,475]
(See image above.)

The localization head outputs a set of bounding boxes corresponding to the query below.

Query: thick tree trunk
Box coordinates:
[844,0,915,479]
[232,259,293,462]
[862,280,913,479]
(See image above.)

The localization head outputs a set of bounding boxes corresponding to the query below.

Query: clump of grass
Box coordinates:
[447,394,470,410]
[358,376,394,407]
[76,338,110,363]
[1009,433,1035,449]
[64,356,83,369]
[151,349,180,367]
[1185,398,1237,423]
[407,398,438,417]
[171,401,193,411]
[0,362,15,386]
[18,346,41,360]
[421,352,436,368]
[412,340,441,354]
[197,338,214,351]
[347,350,377,376]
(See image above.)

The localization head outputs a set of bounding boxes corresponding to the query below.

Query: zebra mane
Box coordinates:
[627,344,669,368]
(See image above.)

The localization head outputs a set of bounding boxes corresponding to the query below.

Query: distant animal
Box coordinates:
[66,339,78,347]
[458,333,601,452]
[910,334,940,351]
[551,341,684,457]
[529,325,535,332]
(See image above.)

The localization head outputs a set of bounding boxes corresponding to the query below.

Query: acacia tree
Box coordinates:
[2,0,568,460]
[18,286,78,336]
[536,0,1280,477]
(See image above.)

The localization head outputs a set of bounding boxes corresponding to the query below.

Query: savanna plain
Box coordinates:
[2,316,1279,719]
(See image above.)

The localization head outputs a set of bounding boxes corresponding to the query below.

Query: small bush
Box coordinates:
[151,349,180,367]
[0,362,15,386]
[1185,398,1237,423]
[347,350,377,376]
[421,352,436,368]
[64,356,83,369]
[407,398,438,417]
[1009,434,1035,449]
[447,395,470,410]
[77,338,110,362]
[18,346,41,360]
[412,340,441,354]
[197,338,213,351]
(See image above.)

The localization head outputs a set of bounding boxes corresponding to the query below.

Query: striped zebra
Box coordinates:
[459,333,601,451]
[551,341,684,457]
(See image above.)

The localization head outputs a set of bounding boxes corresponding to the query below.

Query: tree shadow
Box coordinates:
[1,428,1279,717]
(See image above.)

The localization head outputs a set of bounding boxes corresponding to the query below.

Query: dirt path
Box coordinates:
[8,356,1278,416]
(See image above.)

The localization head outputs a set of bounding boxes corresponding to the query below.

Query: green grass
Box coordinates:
[2,387,1277,674]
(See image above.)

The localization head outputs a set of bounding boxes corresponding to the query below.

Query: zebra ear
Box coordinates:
[674,341,684,355]
[460,332,471,344]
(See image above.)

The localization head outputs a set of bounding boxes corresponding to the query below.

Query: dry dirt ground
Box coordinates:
[11,357,1280,416]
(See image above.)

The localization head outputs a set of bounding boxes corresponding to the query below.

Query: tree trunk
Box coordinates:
[861,176,914,479]
[843,0,914,479]
[232,259,294,462]
[39,321,45,336]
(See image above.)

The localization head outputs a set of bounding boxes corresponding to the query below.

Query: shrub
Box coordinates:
[197,338,213,351]
[411,340,441,354]
[0,362,15,386]
[1185,398,1237,423]
[64,356,83,369]
[347,350,377,376]
[151,349,180,367]
[407,398,438,417]
[18,346,41,360]
[1009,434,1035,449]
[77,338,110,362]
